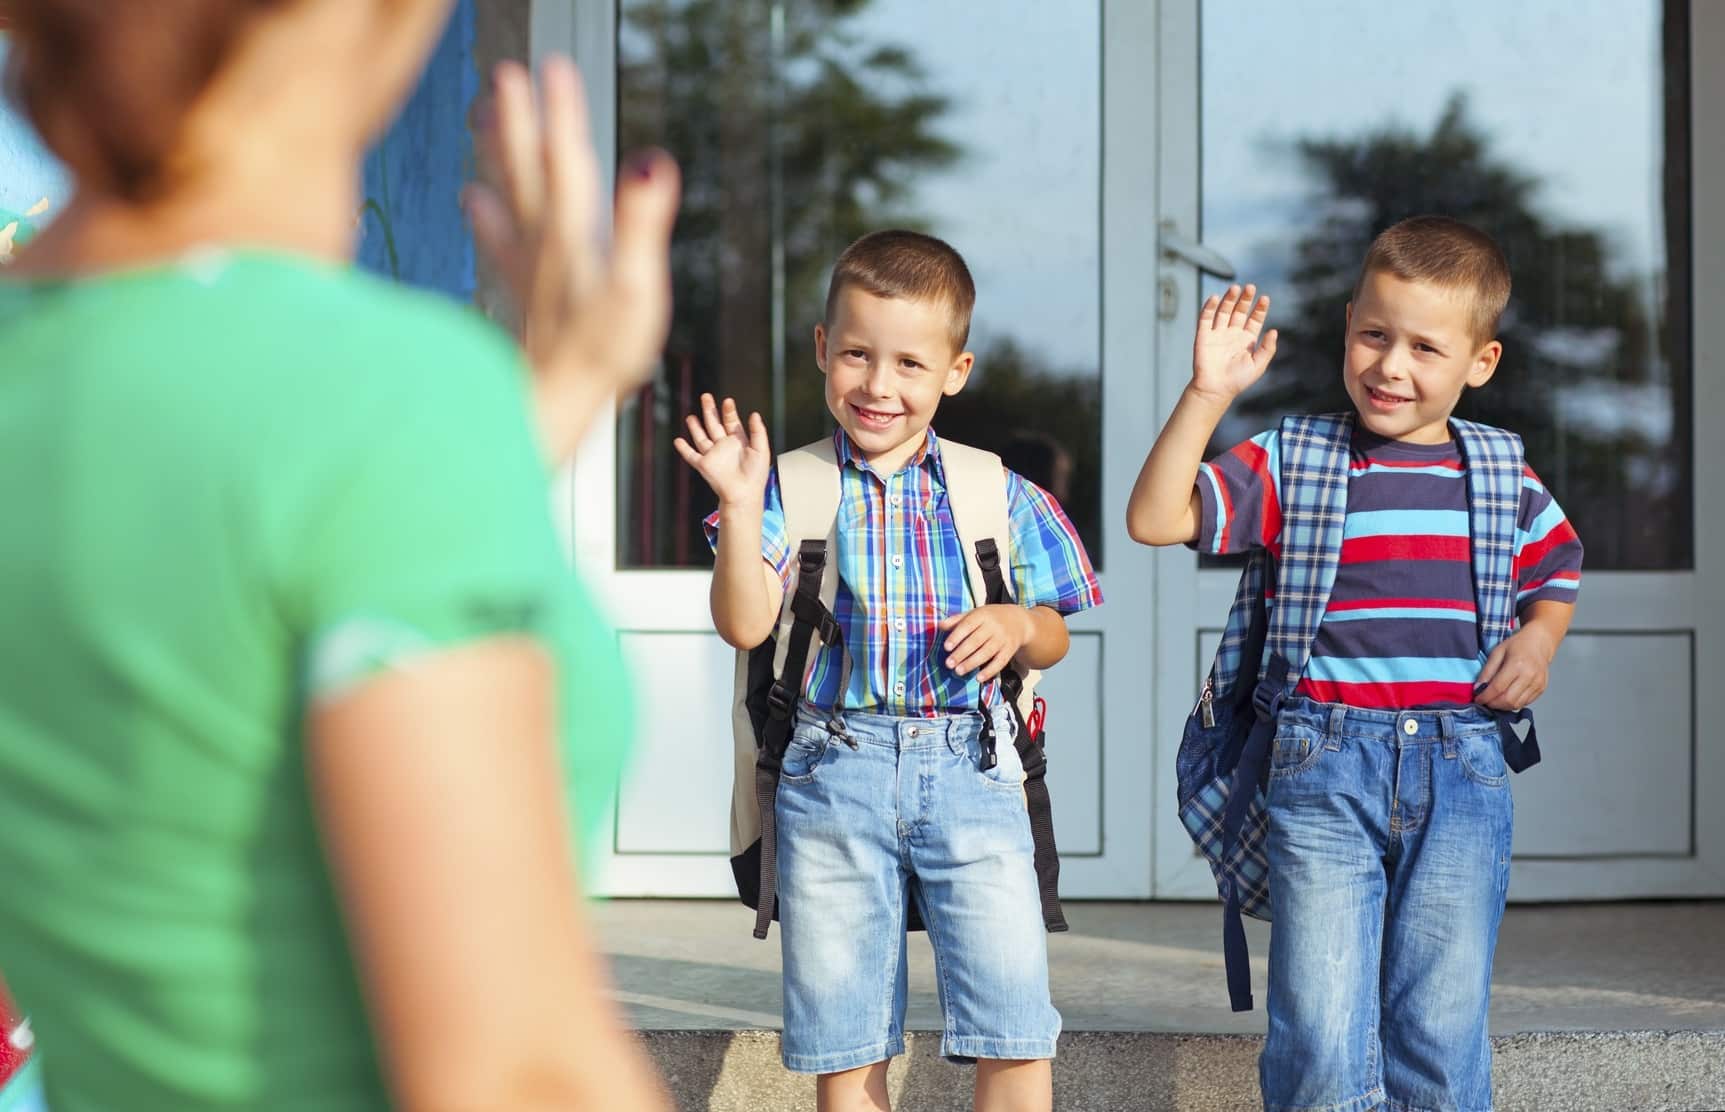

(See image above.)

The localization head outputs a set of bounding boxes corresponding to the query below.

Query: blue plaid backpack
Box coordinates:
[1175,412,1543,1012]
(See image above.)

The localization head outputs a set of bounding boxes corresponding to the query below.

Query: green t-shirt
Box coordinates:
[0,252,632,1110]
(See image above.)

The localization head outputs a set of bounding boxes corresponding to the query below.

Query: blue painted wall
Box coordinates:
[358,0,479,301]
[0,39,69,253]
[1,15,477,295]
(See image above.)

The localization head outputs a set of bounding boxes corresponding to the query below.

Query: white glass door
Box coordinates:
[1152,0,1725,900]
[554,0,1162,900]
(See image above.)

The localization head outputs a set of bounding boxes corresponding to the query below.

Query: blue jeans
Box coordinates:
[774,703,1061,1073]
[1261,700,1513,1112]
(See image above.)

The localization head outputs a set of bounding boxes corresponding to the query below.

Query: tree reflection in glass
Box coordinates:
[616,0,1103,569]
[1201,1,1690,570]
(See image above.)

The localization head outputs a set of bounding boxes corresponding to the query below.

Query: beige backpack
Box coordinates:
[727,436,1066,939]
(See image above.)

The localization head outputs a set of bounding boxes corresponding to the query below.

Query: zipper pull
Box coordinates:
[1198,679,1216,729]
[826,715,859,749]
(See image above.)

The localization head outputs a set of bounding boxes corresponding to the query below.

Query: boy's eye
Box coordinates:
[900,359,923,370]
[1415,343,1442,355]
[1361,329,1386,341]
[843,349,867,360]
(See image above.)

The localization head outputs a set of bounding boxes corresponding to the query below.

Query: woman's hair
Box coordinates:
[5,0,285,200]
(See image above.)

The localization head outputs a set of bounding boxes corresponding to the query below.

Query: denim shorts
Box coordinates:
[1261,698,1513,1112]
[773,702,1061,1074]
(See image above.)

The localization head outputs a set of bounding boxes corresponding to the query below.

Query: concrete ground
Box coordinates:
[597,900,1725,1111]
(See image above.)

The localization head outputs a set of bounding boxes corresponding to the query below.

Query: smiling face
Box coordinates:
[1343,269,1503,444]
[815,284,974,474]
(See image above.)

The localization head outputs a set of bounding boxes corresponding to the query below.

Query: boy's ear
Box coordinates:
[814,323,829,375]
[1467,339,1503,388]
[941,351,975,397]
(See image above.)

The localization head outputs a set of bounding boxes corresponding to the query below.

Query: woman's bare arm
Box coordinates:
[309,640,669,1112]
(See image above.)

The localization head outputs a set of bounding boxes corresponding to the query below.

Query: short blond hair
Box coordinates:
[824,230,976,352]
[1354,216,1511,344]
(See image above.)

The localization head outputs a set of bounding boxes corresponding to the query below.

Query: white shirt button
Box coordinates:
[890,493,903,507]
[894,681,906,696]
[895,619,906,633]
[891,554,904,569]
[1402,718,1419,736]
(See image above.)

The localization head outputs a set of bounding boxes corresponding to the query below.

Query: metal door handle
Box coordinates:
[1159,220,1237,280]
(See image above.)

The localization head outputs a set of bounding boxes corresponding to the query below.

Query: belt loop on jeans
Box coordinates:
[937,714,965,756]
[1439,711,1459,757]
[1327,704,1348,739]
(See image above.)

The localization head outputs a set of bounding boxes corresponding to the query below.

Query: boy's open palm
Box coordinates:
[1191,284,1278,402]
[674,394,771,505]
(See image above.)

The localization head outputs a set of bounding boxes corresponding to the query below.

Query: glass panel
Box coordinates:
[617,0,1102,568]
[1200,0,1691,570]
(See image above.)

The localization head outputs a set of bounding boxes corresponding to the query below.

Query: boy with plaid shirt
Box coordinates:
[676,231,1100,1112]
[1128,216,1582,1112]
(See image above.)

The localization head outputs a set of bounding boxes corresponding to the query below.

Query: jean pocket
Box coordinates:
[779,722,833,783]
[1459,732,1509,788]
[1268,726,1329,780]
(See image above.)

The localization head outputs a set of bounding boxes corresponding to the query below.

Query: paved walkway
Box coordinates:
[596,899,1725,1036]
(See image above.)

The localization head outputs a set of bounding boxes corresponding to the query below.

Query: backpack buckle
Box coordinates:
[1251,655,1292,723]
[796,540,827,578]
[789,590,844,647]
[1250,683,1283,723]
[974,538,1002,575]
[765,681,795,720]
[978,710,1000,770]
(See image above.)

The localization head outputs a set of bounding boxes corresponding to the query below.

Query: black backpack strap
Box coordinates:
[974,537,1067,934]
[751,539,843,939]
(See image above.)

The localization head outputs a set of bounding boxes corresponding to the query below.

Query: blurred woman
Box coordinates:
[0,1,677,1108]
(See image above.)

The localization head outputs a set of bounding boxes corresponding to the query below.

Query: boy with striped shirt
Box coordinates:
[1128,216,1581,1112]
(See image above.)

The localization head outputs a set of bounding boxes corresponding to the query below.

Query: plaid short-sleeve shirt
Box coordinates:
[705,428,1102,714]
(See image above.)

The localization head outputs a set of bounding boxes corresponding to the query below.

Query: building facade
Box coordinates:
[559,0,1725,904]
[6,1,1716,904]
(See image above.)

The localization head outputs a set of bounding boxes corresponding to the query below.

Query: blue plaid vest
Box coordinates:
[1175,413,1538,1012]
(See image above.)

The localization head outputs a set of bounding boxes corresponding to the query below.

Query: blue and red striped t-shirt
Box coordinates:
[1194,426,1583,709]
